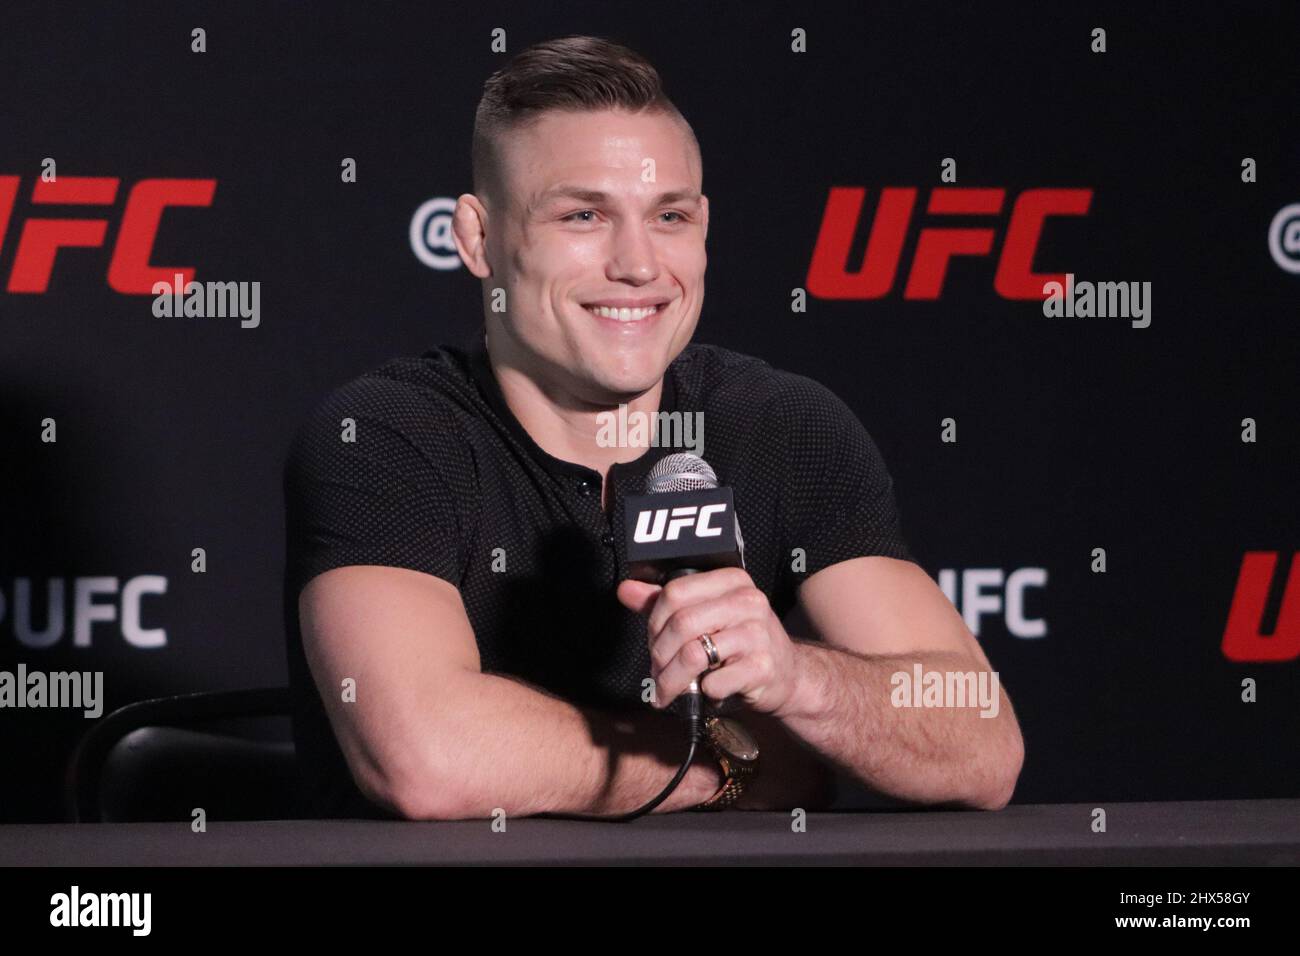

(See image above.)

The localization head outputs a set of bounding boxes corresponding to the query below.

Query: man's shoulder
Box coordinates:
[296,347,473,433]
[674,341,848,419]
[285,346,478,476]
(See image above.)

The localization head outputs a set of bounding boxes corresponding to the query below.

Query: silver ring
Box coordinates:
[698,633,723,670]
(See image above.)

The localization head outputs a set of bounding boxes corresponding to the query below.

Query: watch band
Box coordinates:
[693,716,758,811]
[696,754,745,810]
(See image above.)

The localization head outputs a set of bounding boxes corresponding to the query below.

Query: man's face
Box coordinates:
[482,107,707,404]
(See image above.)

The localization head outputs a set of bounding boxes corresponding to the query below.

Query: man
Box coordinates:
[283,35,1024,820]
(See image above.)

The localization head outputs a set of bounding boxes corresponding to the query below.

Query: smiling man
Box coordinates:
[283,35,1024,820]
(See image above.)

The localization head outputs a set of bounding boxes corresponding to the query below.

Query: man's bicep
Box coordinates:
[283,381,468,595]
[796,556,990,667]
[297,565,481,808]
[776,376,913,578]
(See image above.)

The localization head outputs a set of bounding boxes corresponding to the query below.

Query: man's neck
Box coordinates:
[486,345,666,503]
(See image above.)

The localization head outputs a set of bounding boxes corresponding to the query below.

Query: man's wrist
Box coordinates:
[583,705,724,815]
[778,640,831,722]
[645,755,724,814]
[669,758,726,812]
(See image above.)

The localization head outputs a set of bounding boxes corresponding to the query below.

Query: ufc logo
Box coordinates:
[938,567,1047,638]
[2,575,168,648]
[0,175,217,294]
[633,505,727,543]
[1222,551,1300,662]
[807,187,1093,300]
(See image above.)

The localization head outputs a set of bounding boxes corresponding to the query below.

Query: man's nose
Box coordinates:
[606,219,660,283]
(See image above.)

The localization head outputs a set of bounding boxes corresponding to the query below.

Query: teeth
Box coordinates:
[586,304,660,321]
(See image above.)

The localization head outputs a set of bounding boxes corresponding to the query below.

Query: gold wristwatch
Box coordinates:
[694,716,760,810]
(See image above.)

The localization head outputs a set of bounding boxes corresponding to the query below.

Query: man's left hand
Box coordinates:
[616,567,800,717]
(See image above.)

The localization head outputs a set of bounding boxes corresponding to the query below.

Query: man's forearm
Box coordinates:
[393,669,721,819]
[776,642,1024,810]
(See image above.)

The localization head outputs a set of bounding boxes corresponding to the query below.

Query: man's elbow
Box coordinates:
[353,745,469,821]
[380,776,465,821]
[968,723,1025,811]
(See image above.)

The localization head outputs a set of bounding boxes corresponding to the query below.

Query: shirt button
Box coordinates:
[577,478,597,497]
[601,531,615,547]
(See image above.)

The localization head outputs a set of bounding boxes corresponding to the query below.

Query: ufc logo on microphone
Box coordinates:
[0,174,217,294]
[806,186,1094,300]
[633,505,728,543]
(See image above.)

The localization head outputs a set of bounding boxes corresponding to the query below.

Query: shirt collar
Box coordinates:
[463,336,681,487]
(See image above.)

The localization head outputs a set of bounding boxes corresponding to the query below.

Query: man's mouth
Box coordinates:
[582,301,669,323]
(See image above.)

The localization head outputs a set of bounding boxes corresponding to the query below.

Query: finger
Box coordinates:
[654,625,750,709]
[698,650,770,706]
[617,578,662,614]
[647,568,755,637]
[648,583,774,681]
[648,596,737,673]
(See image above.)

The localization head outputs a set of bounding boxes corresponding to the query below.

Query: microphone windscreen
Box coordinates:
[646,453,718,494]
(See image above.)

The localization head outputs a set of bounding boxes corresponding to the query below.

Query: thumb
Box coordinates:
[617,578,662,614]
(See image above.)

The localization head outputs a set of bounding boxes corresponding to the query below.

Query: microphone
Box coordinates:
[624,453,745,713]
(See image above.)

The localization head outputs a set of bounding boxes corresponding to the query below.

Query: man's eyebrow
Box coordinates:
[533,186,702,208]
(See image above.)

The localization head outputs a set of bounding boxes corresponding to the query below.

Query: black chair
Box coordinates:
[65,687,300,823]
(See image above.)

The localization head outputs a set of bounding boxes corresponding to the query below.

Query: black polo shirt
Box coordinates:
[282,335,913,818]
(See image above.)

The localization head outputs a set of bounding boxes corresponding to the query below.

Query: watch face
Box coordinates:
[713,717,760,761]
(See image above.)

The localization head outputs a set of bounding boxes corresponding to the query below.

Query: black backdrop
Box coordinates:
[2,1,1298,821]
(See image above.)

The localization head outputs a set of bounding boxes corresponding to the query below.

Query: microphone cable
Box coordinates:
[539,448,740,823]
[535,687,706,823]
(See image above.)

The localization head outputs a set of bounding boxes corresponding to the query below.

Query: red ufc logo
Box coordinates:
[1222,551,1300,662]
[806,187,1093,300]
[0,175,217,294]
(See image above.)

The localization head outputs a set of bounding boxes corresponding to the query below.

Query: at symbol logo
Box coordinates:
[409,197,462,271]
[1268,203,1300,274]
[633,505,728,543]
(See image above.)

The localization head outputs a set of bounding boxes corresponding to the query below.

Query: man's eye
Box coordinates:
[562,210,687,224]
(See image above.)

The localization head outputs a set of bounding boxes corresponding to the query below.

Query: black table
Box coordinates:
[2,799,1297,865]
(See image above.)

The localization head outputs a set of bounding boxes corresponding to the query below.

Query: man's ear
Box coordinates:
[452,193,492,278]
[700,193,709,242]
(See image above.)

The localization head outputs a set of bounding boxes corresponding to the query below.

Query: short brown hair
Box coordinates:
[472,35,698,208]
